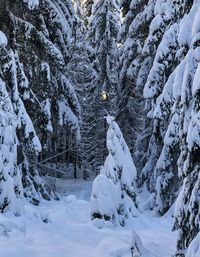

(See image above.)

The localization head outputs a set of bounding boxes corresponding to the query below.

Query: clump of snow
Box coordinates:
[90,171,119,225]
[42,98,53,133]
[131,231,145,256]
[95,236,131,257]
[140,193,156,212]
[0,31,8,47]
[23,0,39,10]
[178,3,197,46]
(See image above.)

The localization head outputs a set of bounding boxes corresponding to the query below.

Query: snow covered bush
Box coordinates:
[91,170,120,223]
[90,115,138,226]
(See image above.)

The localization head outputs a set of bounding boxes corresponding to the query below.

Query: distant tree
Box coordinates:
[87,0,121,166]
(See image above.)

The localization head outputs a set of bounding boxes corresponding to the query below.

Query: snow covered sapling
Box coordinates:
[90,115,137,226]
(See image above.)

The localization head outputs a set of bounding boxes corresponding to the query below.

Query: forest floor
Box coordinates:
[0,179,177,257]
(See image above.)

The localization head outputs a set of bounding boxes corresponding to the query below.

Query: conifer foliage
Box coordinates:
[0,0,81,206]
[90,115,137,226]
[86,0,121,168]
[119,0,199,255]
[88,0,120,100]
[0,75,23,215]
[0,1,200,256]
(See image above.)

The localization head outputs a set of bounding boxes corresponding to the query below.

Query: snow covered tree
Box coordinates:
[185,233,200,257]
[88,0,120,97]
[0,0,82,204]
[135,0,194,214]
[135,0,193,180]
[14,0,81,162]
[87,0,121,166]
[118,0,155,156]
[66,29,100,178]
[0,36,58,204]
[0,75,23,215]
[124,0,200,255]
[90,115,137,226]
[116,0,200,254]
[172,2,200,255]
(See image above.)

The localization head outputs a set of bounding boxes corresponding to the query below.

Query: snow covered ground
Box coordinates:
[0,179,177,257]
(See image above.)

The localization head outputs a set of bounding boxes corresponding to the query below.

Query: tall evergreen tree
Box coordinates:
[66,13,100,178]
[0,0,82,206]
[0,73,23,215]
[171,1,200,255]
[118,0,155,156]
[135,0,193,214]
[87,0,121,166]
[119,0,199,255]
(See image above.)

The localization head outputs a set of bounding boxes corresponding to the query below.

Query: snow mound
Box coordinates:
[95,236,131,257]
[94,232,155,257]
[90,172,119,224]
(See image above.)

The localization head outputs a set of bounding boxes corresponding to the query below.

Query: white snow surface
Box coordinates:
[0,179,177,257]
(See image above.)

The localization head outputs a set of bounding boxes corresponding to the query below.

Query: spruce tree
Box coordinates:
[90,115,137,226]
[172,2,200,255]
[66,17,100,178]
[87,0,121,166]
[136,0,193,214]
[0,0,81,204]
[0,75,23,215]
[118,0,155,156]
